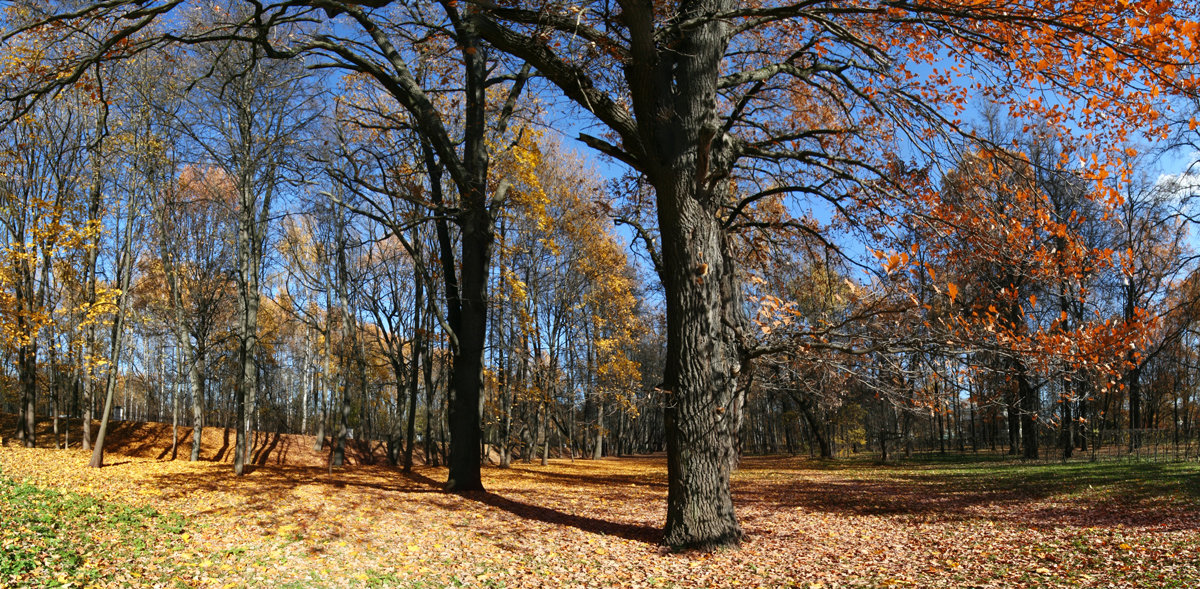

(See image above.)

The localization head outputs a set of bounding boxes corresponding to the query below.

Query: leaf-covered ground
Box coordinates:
[2,432,1199,588]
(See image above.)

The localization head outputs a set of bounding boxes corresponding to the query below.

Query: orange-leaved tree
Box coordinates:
[474,0,1200,548]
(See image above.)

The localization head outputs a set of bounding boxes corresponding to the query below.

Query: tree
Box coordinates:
[297,9,534,486]
[171,14,319,474]
[473,0,1199,547]
[0,84,97,449]
[160,166,236,461]
[1111,172,1192,448]
[87,156,143,468]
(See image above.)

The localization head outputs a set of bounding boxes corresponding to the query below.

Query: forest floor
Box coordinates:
[1,422,1199,588]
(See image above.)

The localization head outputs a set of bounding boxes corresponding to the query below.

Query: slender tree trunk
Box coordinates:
[51,341,62,449]
[403,324,422,472]
[402,260,424,472]
[78,99,108,453]
[171,343,179,459]
[1061,386,1074,459]
[439,360,450,467]
[969,395,977,452]
[1128,363,1143,451]
[233,183,262,477]
[17,338,36,447]
[189,347,205,461]
[423,332,437,466]
[1006,384,1021,455]
[301,352,309,436]
[313,321,331,453]
[498,350,517,468]
[798,399,832,459]
[75,360,88,451]
[89,215,136,468]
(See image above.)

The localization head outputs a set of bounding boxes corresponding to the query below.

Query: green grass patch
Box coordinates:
[0,475,190,587]
[902,459,1200,501]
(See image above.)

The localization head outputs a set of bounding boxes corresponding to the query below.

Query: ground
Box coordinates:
[1,423,1198,588]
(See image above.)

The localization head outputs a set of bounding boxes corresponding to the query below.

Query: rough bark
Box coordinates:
[657,182,744,549]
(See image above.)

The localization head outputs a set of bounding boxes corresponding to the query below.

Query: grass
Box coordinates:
[0,474,190,588]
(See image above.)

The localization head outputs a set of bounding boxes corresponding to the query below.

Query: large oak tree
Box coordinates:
[472,0,1199,548]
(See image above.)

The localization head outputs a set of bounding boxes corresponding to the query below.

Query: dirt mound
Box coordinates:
[0,414,391,467]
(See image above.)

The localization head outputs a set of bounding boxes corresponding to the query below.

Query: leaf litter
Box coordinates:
[2,439,1199,588]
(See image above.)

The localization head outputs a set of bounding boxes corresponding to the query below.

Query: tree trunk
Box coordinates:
[189,348,205,461]
[1017,363,1039,460]
[1006,384,1021,455]
[171,344,179,460]
[17,339,36,448]
[445,197,489,489]
[540,401,549,466]
[313,320,331,453]
[657,179,744,549]
[233,182,262,477]
[403,261,424,472]
[79,100,107,453]
[1061,386,1074,460]
[423,332,437,467]
[89,218,136,468]
[798,400,832,459]
[1128,363,1143,451]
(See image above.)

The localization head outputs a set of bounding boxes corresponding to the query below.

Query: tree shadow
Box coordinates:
[97,422,176,460]
[471,490,661,544]
[154,428,188,461]
[212,427,231,462]
[252,431,283,466]
[400,470,661,544]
